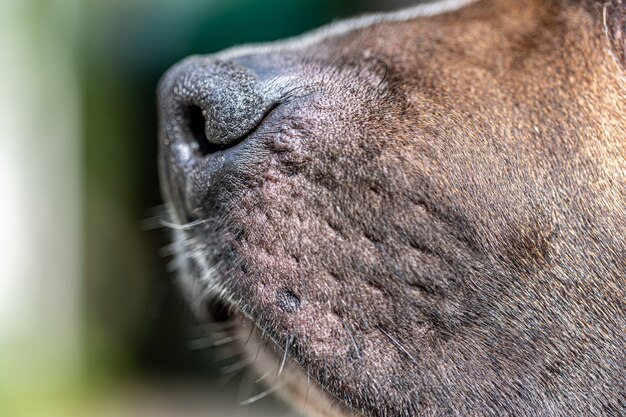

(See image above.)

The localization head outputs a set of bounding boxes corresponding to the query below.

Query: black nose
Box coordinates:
[158,56,279,158]
[158,55,290,222]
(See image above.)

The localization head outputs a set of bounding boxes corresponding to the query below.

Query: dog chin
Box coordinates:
[200,300,360,417]
[167,213,358,417]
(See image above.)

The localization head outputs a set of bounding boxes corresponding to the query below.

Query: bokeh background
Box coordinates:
[1,0,415,416]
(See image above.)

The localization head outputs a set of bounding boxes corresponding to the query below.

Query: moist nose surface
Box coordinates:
[158,57,278,159]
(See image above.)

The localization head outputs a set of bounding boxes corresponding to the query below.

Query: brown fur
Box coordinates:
[158,1,626,416]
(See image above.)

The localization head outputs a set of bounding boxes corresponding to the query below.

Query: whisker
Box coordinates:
[263,334,271,352]
[141,205,169,231]
[341,320,362,359]
[253,334,265,366]
[243,324,256,349]
[240,381,287,406]
[380,328,419,366]
[160,218,209,230]
[304,365,311,410]
[211,334,240,347]
[254,369,273,384]
[328,398,339,413]
[221,359,249,374]
[186,336,215,350]
[159,242,179,257]
[187,333,238,350]
[216,369,241,387]
[277,335,293,377]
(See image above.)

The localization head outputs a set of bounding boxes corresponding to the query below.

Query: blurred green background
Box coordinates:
[0,0,414,416]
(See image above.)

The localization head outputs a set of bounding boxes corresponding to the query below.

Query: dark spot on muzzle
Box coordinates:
[276,289,301,313]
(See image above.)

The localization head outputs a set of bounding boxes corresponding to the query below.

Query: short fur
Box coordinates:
[157,0,626,416]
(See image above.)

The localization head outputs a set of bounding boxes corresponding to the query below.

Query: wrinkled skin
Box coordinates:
[157,0,626,416]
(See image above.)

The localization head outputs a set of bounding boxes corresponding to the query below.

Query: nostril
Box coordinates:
[183,104,221,157]
[160,57,285,162]
[180,101,280,158]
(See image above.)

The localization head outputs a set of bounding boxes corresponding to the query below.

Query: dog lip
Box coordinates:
[199,291,358,417]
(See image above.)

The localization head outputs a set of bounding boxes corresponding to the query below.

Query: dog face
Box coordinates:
[157,0,625,416]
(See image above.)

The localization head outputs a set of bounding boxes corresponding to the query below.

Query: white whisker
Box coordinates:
[221,359,249,374]
[254,369,273,383]
[380,328,419,366]
[210,334,240,347]
[277,335,293,377]
[160,218,209,230]
[240,381,287,406]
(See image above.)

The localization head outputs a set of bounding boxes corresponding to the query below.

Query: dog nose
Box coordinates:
[158,56,279,158]
[157,54,290,221]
